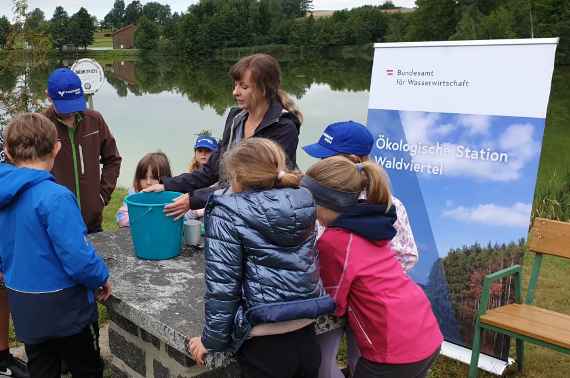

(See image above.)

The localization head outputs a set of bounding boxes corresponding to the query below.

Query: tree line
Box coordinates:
[0,5,95,51]
[0,0,568,64]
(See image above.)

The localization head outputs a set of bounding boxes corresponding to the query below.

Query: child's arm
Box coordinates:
[41,191,109,290]
[318,232,354,318]
[391,198,419,272]
[116,203,130,227]
[201,205,243,352]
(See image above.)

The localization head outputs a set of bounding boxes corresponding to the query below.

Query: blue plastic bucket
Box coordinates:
[125,191,183,260]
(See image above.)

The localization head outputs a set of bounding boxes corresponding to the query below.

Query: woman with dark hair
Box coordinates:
[145,54,303,218]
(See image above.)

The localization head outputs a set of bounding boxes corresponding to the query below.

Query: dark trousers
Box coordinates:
[238,325,321,378]
[24,322,103,378]
[353,347,440,378]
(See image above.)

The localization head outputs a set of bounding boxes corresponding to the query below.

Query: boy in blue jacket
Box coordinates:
[0,113,111,378]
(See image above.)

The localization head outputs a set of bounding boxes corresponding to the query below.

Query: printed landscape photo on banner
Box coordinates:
[367,108,545,358]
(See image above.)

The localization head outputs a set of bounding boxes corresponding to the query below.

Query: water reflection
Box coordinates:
[0,53,373,186]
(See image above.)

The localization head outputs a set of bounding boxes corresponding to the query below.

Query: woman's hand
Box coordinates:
[142,183,165,192]
[164,193,190,220]
[97,281,112,302]
[188,337,208,366]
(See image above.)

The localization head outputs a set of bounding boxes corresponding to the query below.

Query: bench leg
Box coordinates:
[516,338,524,372]
[468,324,482,378]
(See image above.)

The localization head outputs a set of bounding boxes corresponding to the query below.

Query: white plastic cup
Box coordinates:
[184,219,202,246]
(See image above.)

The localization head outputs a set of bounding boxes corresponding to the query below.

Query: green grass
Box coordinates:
[89,32,114,49]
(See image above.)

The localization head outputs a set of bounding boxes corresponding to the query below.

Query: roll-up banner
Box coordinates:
[367,39,558,374]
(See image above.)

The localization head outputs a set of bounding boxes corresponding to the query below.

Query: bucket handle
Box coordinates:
[129,207,153,227]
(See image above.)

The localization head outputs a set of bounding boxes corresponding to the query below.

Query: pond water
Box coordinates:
[98,55,373,188]
[1,53,568,192]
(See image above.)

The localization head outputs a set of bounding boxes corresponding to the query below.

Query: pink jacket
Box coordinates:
[318,228,443,364]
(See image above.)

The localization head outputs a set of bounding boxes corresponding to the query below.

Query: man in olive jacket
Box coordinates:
[44,68,122,233]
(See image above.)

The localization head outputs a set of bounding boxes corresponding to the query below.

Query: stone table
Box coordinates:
[90,228,238,378]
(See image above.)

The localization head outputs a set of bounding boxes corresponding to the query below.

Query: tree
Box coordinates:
[142,2,172,26]
[103,0,126,29]
[0,16,10,48]
[380,1,397,9]
[406,0,459,41]
[24,8,46,34]
[134,16,160,50]
[49,6,69,51]
[69,7,96,49]
[124,0,143,25]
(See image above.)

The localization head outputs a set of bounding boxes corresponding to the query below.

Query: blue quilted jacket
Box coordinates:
[201,187,335,352]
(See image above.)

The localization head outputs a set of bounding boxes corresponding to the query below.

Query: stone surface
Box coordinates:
[108,326,146,376]
[166,344,196,368]
[108,306,139,337]
[109,364,130,378]
[141,328,161,350]
[154,359,171,378]
[90,229,234,369]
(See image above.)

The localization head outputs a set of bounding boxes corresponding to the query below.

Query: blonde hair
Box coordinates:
[5,113,57,162]
[305,156,393,209]
[222,138,301,190]
[188,156,200,172]
[230,53,303,123]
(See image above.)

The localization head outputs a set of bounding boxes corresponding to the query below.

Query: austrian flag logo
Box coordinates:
[386,68,394,76]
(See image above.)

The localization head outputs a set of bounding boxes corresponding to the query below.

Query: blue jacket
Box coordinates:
[0,163,109,344]
[202,187,335,352]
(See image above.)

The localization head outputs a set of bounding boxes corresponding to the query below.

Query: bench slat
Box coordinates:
[481,304,570,349]
[529,218,570,259]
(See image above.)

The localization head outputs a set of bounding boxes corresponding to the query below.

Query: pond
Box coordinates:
[1,52,568,196]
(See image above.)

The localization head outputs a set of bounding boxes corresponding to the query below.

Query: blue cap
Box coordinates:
[47,68,86,114]
[303,121,374,158]
[194,136,219,151]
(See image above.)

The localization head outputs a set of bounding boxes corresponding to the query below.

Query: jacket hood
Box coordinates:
[330,201,397,241]
[0,164,53,209]
[210,187,315,247]
[259,100,301,133]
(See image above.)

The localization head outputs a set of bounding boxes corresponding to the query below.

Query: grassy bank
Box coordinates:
[89,32,113,49]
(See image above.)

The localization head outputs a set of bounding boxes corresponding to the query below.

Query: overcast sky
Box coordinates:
[0,0,416,20]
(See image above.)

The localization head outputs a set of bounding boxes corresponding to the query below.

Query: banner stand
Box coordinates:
[367,38,558,375]
[441,341,514,375]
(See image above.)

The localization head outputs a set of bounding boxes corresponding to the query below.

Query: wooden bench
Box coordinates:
[468,218,570,377]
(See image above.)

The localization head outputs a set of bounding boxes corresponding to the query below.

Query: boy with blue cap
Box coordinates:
[44,68,122,234]
[303,120,419,378]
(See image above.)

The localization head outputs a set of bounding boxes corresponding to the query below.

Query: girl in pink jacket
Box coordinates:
[301,156,442,378]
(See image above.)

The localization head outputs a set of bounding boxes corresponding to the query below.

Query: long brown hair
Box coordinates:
[305,156,392,209]
[133,152,172,192]
[230,54,303,122]
[222,138,301,190]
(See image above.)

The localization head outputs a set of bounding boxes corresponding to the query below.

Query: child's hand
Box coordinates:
[188,336,208,366]
[96,281,112,302]
[164,193,190,220]
[142,183,165,192]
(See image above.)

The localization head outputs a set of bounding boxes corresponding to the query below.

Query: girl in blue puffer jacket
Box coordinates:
[189,138,335,377]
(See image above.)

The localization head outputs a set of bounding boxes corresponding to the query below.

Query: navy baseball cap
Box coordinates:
[303,121,374,158]
[194,136,219,151]
[47,68,86,114]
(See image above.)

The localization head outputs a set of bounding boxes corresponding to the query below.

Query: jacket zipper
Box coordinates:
[67,127,81,207]
[349,306,374,346]
[78,144,85,175]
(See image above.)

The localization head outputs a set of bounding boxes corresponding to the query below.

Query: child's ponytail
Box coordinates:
[305,156,393,211]
[357,161,392,210]
[223,138,301,190]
